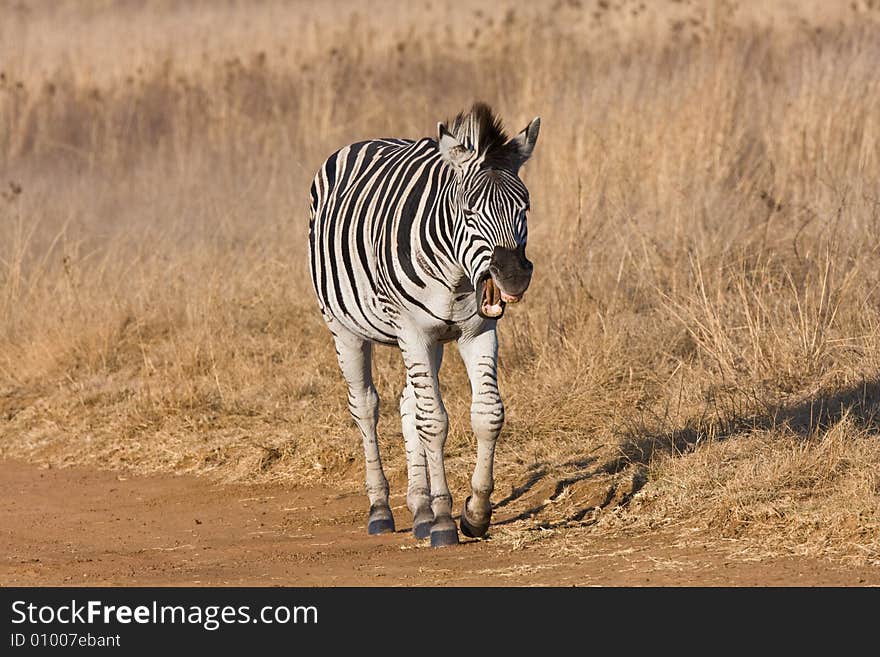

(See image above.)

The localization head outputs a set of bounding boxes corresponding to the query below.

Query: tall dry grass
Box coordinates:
[2,0,880,562]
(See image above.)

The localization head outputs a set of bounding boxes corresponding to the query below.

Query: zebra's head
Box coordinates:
[437,103,540,319]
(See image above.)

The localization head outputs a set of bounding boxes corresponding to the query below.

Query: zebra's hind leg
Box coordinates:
[400,338,458,548]
[457,327,503,539]
[330,323,394,535]
[401,382,433,539]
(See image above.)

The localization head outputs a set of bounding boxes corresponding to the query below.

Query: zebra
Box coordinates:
[308,103,540,547]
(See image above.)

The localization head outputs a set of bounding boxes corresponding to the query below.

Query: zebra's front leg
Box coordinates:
[400,339,458,547]
[331,325,394,535]
[457,327,503,538]
[400,382,433,539]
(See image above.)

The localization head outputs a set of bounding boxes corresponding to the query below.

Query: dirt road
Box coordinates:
[1,460,876,586]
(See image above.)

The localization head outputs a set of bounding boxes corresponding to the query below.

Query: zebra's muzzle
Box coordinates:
[477,246,532,319]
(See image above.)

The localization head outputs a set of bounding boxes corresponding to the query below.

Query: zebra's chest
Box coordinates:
[406,282,482,341]
[372,271,475,339]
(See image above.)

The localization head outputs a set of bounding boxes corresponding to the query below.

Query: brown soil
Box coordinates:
[2,460,877,587]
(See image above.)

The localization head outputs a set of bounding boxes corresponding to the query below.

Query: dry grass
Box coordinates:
[2,0,880,564]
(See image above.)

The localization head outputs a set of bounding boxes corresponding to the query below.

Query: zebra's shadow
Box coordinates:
[617,375,880,467]
[486,376,880,533]
[487,452,629,530]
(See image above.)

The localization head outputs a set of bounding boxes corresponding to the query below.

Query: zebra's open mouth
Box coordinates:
[478,275,523,319]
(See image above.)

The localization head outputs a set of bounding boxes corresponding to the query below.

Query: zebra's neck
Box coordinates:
[410,149,481,294]
[446,166,488,293]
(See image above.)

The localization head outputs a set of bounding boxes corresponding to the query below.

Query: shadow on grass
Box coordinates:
[491,377,880,532]
[617,376,880,469]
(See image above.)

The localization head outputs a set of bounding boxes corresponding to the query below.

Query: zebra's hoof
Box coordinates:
[460,496,491,539]
[429,517,459,548]
[368,517,395,535]
[412,509,434,540]
[367,505,395,535]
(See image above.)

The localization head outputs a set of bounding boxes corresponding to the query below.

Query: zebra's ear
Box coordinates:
[507,117,541,168]
[437,122,471,170]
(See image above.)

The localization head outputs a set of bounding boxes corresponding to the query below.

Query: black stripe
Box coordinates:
[396,164,432,289]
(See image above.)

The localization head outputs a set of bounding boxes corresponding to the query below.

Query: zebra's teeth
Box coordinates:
[480,277,507,318]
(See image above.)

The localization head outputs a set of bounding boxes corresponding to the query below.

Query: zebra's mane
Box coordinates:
[447,102,518,169]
